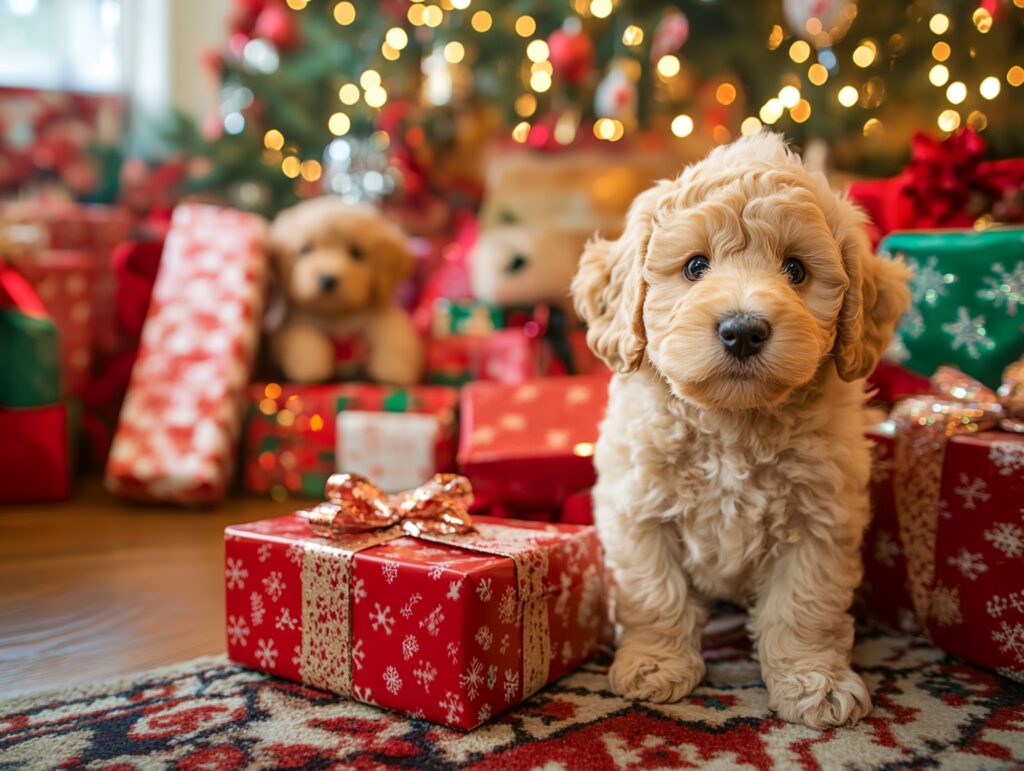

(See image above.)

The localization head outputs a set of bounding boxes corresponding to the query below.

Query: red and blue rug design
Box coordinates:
[2,628,1023,769]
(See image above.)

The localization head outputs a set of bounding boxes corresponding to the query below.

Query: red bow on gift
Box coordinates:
[301,473,475,538]
[897,128,1024,230]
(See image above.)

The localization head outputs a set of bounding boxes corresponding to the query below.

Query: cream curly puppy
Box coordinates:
[572,133,910,729]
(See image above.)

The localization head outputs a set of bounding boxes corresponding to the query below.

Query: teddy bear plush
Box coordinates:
[267,196,422,386]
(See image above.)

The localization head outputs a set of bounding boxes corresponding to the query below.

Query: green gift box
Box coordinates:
[879,228,1024,388]
[0,263,60,408]
[432,299,505,338]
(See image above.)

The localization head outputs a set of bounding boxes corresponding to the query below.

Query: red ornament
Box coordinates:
[547,27,595,86]
[254,4,300,51]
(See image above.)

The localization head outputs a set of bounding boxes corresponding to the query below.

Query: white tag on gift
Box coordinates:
[336,411,441,493]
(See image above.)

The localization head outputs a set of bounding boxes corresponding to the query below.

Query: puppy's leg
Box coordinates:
[275,321,335,383]
[365,308,423,386]
[750,532,871,729]
[607,521,707,703]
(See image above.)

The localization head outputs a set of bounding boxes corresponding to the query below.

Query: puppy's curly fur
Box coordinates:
[572,133,911,729]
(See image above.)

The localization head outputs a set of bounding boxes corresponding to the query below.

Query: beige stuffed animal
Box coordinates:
[268,197,422,385]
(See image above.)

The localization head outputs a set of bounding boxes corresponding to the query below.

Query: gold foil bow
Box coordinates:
[890,356,1024,629]
[300,472,475,539]
[0,208,46,260]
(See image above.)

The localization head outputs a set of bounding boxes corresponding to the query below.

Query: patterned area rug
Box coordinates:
[2,628,1024,770]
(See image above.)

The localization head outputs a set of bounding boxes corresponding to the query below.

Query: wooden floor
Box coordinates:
[0,479,309,699]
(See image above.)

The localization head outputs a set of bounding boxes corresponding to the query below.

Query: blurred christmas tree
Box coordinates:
[187,0,1024,216]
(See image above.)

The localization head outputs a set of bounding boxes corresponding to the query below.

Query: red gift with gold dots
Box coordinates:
[224,479,607,730]
[243,382,459,499]
[458,374,610,510]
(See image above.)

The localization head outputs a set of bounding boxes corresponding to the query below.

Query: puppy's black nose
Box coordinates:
[718,314,771,360]
[318,274,339,293]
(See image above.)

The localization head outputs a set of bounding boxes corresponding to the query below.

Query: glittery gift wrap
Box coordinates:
[879,228,1024,389]
[458,375,610,510]
[243,383,459,499]
[14,251,97,396]
[224,514,607,729]
[424,330,542,387]
[105,205,268,505]
[862,423,1024,682]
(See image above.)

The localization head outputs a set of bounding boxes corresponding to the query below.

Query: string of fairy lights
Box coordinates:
[249,0,1024,188]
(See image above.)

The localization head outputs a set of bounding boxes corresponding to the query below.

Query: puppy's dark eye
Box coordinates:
[299,242,314,256]
[505,253,529,274]
[349,244,364,261]
[683,255,710,282]
[782,257,807,285]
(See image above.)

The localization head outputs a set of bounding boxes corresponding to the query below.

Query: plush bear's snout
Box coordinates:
[318,274,339,294]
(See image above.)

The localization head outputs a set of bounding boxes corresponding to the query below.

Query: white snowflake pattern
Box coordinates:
[503,669,520,703]
[987,589,1024,619]
[938,498,953,521]
[352,638,366,670]
[419,604,445,637]
[227,615,250,647]
[554,572,573,623]
[396,632,418,662]
[446,579,463,601]
[475,625,493,651]
[487,665,498,690]
[255,638,278,669]
[292,644,302,670]
[946,548,989,580]
[353,685,377,705]
[930,583,963,627]
[275,607,298,631]
[413,659,438,692]
[225,558,249,590]
[873,530,901,568]
[439,691,464,724]
[427,561,453,580]
[351,577,367,605]
[476,578,493,602]
[990,442,1024,477]
[370,602,396,635]
[869,443,894,483]
[954,474,991,511]
[941,307,997,360]
[262,571,286,601]
[383,665,403,695]
[498,586,516,625]
[460,657,485,700]
[993,621,1024,665]
[400,592,423,619]
[977,261,1024,316]
[910,255,954,307]
[257,543,272,563]
[447,641,460,664]
[477,703,492,724]
[985,522,1024,559]
[286,543,305,566]
[382,560,400,585]
[500,634,510,655]
[250,591,266,626]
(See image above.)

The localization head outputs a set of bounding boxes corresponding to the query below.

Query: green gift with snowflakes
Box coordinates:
[879,227,1024,388]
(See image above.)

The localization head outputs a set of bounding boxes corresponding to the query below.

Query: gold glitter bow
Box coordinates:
[300,472,475,539]
[0,209,45,260]
[890,356,1023,629]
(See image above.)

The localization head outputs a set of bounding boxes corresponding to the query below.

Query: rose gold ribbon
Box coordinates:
[891,356,1023,628]
[300,472,474,539]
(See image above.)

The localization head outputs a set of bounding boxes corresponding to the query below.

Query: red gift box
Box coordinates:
[860,355,1024,683]
[244,382,459,499]
[225,513,607,729]
[105,205,267,505]
[459,375,609,509]
[15,251,97,396]
[0,403,69,503]
[425,330,541,386]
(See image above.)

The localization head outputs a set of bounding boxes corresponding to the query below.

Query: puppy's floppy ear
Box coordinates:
[370,220,415,307]
[833,206,912,381]
[572,182,663,373]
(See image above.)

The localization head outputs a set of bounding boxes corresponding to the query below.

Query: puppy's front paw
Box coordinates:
[766,665,871,729]
[608,646,705,703]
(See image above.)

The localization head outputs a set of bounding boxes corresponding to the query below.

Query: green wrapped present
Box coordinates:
[879,228,1024,388]
[0,262,60,407]
[432,299,505,338]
